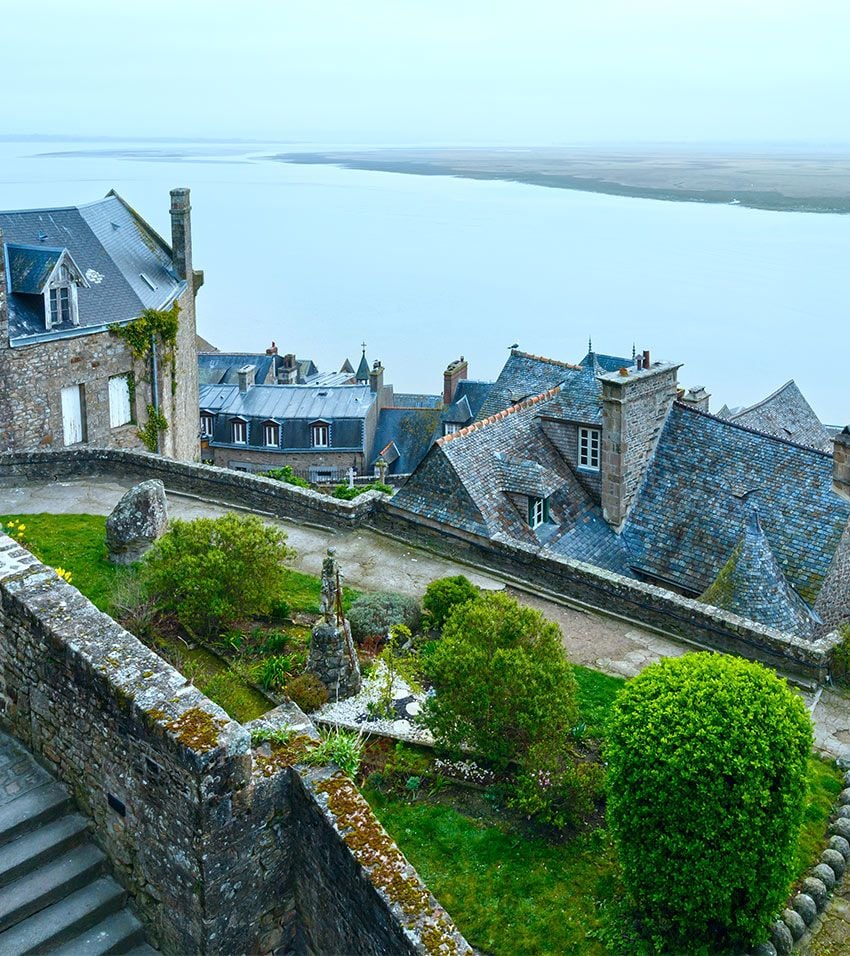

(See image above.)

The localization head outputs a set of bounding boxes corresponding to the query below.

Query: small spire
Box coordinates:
[632,343,636,360]
[588,336,593,354]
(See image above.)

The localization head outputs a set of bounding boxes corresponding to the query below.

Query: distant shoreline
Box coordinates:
[273,151,850,214]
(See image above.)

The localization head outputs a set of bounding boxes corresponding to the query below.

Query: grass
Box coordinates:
[280,566,360,614]
[796,753,844,881]
[364,782,617,955]
[574,664,625,739]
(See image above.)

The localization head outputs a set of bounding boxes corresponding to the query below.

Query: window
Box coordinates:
[263,421,280,447]
[231,419,247,444]
[312,422,329,447]
[108,374,132,428]
[578,427,601,471]
[528,496,549,529]
[443,422,460,436]
[61,384,86,446]
[45,263,79,330]
[200,413,214,438]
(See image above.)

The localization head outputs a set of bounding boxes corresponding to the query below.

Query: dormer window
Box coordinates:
[311,422,330,448]
[578,427,601,471]
[263,421,280,447]
[443,423,460,436]
[231,418,247,444]
[200,413,214,438]
[43,257,86,331]
[528,496,549,529]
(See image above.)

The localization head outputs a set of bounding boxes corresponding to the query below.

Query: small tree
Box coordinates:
[606,653,812,952]
[142,513,295,635]
[423,591,577,769]
[422,575,480,631]
[347,591,421,642]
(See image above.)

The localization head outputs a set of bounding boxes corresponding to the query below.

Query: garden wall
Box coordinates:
[0,447,839,682]
[0,532,469,955]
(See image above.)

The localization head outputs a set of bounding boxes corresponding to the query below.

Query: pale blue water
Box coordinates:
[0,139,846,423]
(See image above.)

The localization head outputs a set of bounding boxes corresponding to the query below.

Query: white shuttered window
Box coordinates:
[61,385,85,446]
[109,375,132,428]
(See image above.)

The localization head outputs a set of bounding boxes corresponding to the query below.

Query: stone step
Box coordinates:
[0,814,89,889]
[0,877,125,956]
[0,843,105,933]
[49,906,146,955]
[0,784,72,850]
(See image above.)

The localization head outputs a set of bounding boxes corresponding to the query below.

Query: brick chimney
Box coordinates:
[0,227,7,349]
[169,188,193,283]
[443,356,468,405]
[238,364,256,393]
[369,360,384,394]
[600,359,682,529]
[833,428,850,502]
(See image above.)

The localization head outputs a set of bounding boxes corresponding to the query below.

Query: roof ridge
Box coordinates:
[437,386,561,445]
[512,349,582,371]
[675,400,834,458]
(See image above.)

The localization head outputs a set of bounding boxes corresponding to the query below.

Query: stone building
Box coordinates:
[394,347,850,639]
[0,189,201,460]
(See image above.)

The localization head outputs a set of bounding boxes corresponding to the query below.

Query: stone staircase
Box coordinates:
[0,732,156,956]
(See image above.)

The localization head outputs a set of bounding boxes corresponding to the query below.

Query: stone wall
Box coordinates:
[211,445,367,481]
[0,447,840,682]
[0,533,469,955]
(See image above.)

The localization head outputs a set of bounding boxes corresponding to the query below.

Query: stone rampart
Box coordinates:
[0,532,469,955]
[0,447,839,682]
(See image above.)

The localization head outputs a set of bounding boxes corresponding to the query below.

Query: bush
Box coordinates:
[285,673,329,713]
[257,654,297,692]
[509,738,604,832]
[331,481,393,500]
[304,727,364,777]
[422,575,480,630]
[142,513,295,636]
[606,653,812,952]
[422,591,578,769]
[348,591,421,642]
[260,466,310,488]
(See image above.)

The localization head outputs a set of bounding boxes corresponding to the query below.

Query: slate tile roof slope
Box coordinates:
[537,362,606,425]
[1,193,183,341]
[622,403,850,605]
[392,393,442,409]
[475,351,582,421]
[198,382,373,420]
[6,245,67,294]
[716,380,832,452]
[699,508,818,636]
[452,380,492,420]
[372,405,442,473]
[198,352,276,386]
[578,350,633,373]
[394,387,634,574]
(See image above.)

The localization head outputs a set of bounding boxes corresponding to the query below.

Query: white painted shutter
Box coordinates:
[61,385,83,445]
[109,375,131,428]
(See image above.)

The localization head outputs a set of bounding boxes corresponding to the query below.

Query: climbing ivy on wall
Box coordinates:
[110,303,180,452]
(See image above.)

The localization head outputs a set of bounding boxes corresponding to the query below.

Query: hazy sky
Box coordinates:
[7,0,849,144]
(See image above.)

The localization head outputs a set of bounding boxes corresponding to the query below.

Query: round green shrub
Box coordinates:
[347,591,421,641]
[606,652,812,952]
[422,575,480,630]
[422,591,578,769]
[142,513,295,636]
[285,673,329,713]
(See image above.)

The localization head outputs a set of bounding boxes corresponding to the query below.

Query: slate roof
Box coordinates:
[452,380,492,420]
[578,350,633,373]
[536,362,606,425]
[0,192,183,342]
[699,506,818,636]
[198,383,374,421]
[475,351,582,420]
[622,404,850,607]
[392,393,442,409]
[442,395,472,424]
[7,245,69,293]
[394,387,633,575]
[355,351,370,382]
[716,380,832,451]
[198,352,277,386]
[372,404,443,474]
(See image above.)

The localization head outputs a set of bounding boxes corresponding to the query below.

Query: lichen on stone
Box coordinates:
[253,735,316,777]
[165,707,226,753]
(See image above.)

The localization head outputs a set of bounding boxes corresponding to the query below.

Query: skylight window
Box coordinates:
[140,273,157,291]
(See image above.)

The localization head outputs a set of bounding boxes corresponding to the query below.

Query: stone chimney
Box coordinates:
[0,227,7,348]
[237,364,256,393]
[266,341,278,356]
[443,356,468,405]
[833,428,850,502]
[279,353,298,384]
[679,386,711,413]
[169,188,193,283]
[369,360,384,394]
[600,359,682,529]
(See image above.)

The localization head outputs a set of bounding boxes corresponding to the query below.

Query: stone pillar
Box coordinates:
[169,187,192,283]
[600,361,681,529]
[833,428,850,502]
[307,549,361,700]
[0,227,8,348]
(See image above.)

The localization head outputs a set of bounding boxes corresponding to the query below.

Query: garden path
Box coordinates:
[1,476,848,760]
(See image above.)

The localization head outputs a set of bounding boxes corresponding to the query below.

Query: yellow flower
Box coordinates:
[17,524,25,532]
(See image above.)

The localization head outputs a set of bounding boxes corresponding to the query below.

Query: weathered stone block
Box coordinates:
[781,907,806,941]
[821,847,846,878]
[768,919,794,956]
[105,479,168,564]
[792,892,818,925]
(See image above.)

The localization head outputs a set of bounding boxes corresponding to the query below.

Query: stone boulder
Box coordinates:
[106,480,168,565]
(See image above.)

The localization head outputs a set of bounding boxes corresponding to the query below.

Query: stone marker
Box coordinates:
[306,549,361,701]
[105,479,168,565]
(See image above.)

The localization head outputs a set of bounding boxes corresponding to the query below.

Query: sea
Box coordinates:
[0,139,846,423]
